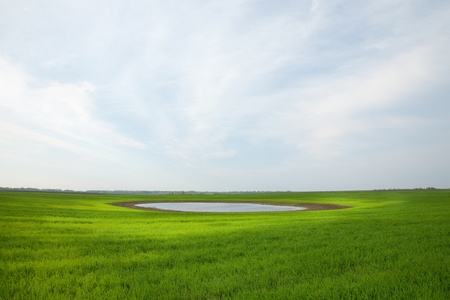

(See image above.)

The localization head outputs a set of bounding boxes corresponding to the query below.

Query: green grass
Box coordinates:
[0,190,449,299]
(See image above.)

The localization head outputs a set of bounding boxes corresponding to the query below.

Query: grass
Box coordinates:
[0,190,449,299]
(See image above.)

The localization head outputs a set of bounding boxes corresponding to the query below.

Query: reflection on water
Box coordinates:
[135,202,306,212]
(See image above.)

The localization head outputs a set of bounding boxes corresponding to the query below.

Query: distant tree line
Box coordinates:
[0,187,298,195]
[373,187,441,191]
[0,187,448,194]
[0,187,78,193]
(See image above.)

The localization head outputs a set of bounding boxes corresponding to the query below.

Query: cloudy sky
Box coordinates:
[1,0,449,191]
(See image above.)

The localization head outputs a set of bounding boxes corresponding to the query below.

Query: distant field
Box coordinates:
[0,190,448,299]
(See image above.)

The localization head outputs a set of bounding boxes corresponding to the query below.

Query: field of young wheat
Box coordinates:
[1,190,448,299]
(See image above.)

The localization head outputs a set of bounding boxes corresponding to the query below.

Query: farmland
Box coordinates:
[0,190,448,299]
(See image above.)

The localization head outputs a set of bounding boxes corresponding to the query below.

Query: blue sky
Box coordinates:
[1,0,449,191]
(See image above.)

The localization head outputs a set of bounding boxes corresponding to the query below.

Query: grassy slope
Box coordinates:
[0,191,448,299]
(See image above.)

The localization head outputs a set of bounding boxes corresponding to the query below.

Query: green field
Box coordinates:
[1,190,449,299]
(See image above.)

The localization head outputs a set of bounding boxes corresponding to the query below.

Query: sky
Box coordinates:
[0,0,449,192]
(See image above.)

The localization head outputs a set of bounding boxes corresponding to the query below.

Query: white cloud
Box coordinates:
[260,45,447,160]
[0,55,146,158]
[0,0,449,190]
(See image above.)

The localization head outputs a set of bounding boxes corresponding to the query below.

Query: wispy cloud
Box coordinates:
[263,45,446,159]
[0,55,146,158]
[0,0,449,190]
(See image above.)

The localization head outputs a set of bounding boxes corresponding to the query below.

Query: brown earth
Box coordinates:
[109,200,352,212]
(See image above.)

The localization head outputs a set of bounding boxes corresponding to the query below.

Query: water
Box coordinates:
[135,202,306,212]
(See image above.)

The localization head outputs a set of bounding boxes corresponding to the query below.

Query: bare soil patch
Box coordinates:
[109,200,352,212]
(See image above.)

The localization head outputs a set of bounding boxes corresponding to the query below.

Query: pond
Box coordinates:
[135,202,307,212]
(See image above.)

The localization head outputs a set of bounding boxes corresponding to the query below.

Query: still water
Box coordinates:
[135,202,306,212]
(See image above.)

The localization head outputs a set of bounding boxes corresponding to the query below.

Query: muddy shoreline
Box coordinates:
[109,201,352,212]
